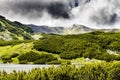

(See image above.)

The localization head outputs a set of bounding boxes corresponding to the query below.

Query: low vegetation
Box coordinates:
[0,31,120,64]
[0,15,33,40]
[18,51,57,64]
[0,40,32,46]
[34,32,120,61]
[1,16,120,80]
[0,62,120,80]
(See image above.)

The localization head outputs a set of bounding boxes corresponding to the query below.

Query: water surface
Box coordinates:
[0,64,59,73]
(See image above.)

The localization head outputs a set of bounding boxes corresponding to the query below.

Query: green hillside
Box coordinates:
[0,32,120,64]
[0,40,61,64]
[0,15,120,64]
[0,15,33,40]
[34,32,120,61]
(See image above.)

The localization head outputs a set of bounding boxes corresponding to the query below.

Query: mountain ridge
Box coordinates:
[0,15,120,41]
[0,15,33,40]
[28,24,120,34]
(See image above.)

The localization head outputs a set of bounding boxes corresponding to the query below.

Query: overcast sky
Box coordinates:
[0,0,120,29]
[0,0,71,26]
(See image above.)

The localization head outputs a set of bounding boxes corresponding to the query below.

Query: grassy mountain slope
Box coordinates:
[0,31,120,64]
[0,41,62,64]
[34,32,120,61]
[0,15,33,40]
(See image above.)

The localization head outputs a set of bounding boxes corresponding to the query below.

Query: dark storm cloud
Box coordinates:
[91,8,118,25]
[1,0,120,29]
[47,2,70,19]
[89,0,120,26]
[2,0,70,19]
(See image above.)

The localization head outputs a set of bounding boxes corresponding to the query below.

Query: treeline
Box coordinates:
[0,62,120,80]
[34,32,120,61]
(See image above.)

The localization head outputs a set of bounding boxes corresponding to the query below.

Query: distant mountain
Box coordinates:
[0,15,119,41]
[28,24,65,34]
[28,24,120,35]
[27,24,94,34]
[0,15,33,40]
[64,24,95,34]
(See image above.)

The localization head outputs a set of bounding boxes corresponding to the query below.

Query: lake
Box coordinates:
[0,64,59,73]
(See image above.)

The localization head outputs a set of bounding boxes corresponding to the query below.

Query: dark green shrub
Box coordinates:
[34,54,57,64]
[107,63,120,80]
[18,51,41,62]
[34,58,47,64]
[47,60,61,64]
[1,55,12,63]
[19,60,27,64]
[10,53,19,58]
[34,32,120,61]
[18,51,57,64]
